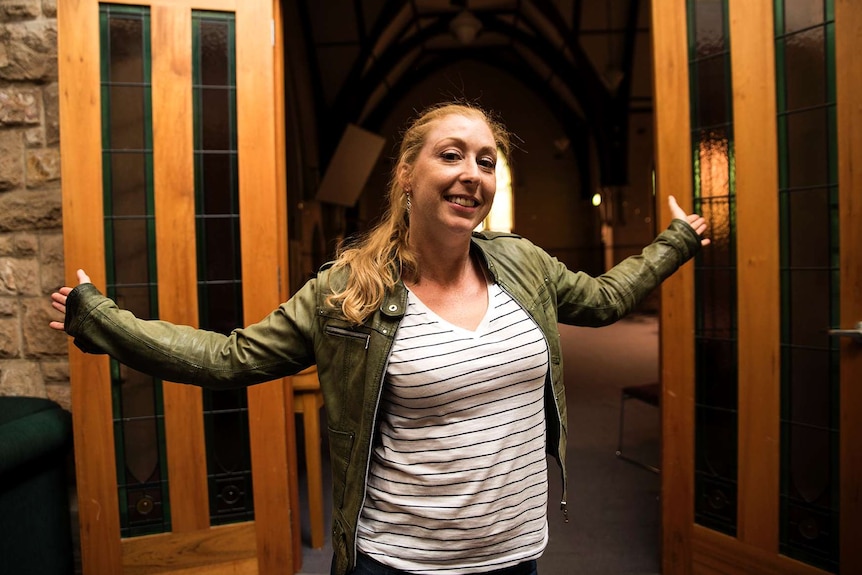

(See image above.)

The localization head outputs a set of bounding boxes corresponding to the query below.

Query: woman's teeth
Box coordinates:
[447,196,477,207]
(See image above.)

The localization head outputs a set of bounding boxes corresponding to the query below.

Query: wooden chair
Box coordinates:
[615,382,661,474]
[292,366,326,549]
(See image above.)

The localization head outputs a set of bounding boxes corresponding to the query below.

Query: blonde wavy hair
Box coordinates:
[326,102,511,324]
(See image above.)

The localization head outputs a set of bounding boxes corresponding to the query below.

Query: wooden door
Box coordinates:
[652,0,861,573]
[58,1,296,573]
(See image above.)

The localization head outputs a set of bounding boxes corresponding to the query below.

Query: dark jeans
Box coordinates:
[346,552,539,575]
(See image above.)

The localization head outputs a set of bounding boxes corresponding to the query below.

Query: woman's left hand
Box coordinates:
[668,195,711,247]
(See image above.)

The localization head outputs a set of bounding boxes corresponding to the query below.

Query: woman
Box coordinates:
[50,102,709,575]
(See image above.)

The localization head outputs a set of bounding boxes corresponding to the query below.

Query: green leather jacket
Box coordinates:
[64,219,701,575]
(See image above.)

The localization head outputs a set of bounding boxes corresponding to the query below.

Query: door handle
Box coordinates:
[828,322,862,343]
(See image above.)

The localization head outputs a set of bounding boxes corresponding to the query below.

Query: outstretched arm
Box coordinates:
[548,195,708,326]
[48,268,315,388]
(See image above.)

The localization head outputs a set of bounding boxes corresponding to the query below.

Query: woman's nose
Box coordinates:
[460,160,480,183]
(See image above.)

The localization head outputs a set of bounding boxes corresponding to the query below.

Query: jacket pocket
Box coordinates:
[330,518,350,575]
[324,324,370,349]
[320,322,372,425]
[326,427,355,509]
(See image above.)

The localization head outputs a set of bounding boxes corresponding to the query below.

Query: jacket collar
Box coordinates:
[379,281,408,320]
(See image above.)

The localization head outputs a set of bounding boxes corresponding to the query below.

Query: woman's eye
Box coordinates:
[441,151,461,161]
[478,158,496,169]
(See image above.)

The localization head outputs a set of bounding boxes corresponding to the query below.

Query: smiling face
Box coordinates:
[401,113,498,244]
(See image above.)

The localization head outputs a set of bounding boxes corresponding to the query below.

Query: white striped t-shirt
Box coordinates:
[356,282,550,574]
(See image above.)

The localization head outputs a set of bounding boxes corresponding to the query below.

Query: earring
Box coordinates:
[405,191,412,214]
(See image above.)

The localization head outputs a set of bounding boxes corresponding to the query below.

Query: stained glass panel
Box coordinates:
[192,10,254,526]
[688,0,738,537]
[776,0,839,570]
[100,3,170,537]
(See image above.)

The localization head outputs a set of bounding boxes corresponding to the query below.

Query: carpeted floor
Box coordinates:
[296,314,663,575]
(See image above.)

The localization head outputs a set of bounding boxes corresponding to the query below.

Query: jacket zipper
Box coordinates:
[351,328,395,568]
[497,280,569,523]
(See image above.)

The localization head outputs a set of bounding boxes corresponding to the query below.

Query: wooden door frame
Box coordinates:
[653,0,860,573]
[650,1,695,570]
[836,0,862,569]
[58,1,295,573]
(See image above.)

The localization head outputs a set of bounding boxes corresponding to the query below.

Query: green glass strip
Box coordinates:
[151,372,171,528]
[227,18,238,153]
[140,13,159,313]
[102,3,146,16]
[776,116,789,190]
[111,382,127,529]
[826,23,837,104]
[774,36,787,118]
[99,7,115,289]
[774,0,785,35]
[827,104,838,185]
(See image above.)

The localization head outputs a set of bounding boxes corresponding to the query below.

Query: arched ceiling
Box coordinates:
[285,0,650,186]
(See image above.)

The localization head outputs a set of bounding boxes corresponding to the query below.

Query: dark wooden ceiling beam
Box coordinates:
[572,0,582,38]
[293,0,327,160]
[321,1,427,160]
[324,17,451,157]
[526,0,632,184]
[618,0,641,100]
[477,14,633,185]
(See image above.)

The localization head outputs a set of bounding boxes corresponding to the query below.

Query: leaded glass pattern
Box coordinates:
[775,0,839,570]
[99,3,171,537]
[687,0,738,536]
[192,10,254,526]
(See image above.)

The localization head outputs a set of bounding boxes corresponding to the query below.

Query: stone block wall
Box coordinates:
[0,0,70,409]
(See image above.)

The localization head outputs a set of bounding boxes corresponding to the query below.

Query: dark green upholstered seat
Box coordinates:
[0,396,75,575]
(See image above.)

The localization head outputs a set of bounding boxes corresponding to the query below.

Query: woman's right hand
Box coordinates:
[668,195,710,247]
[49,269,92,331]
